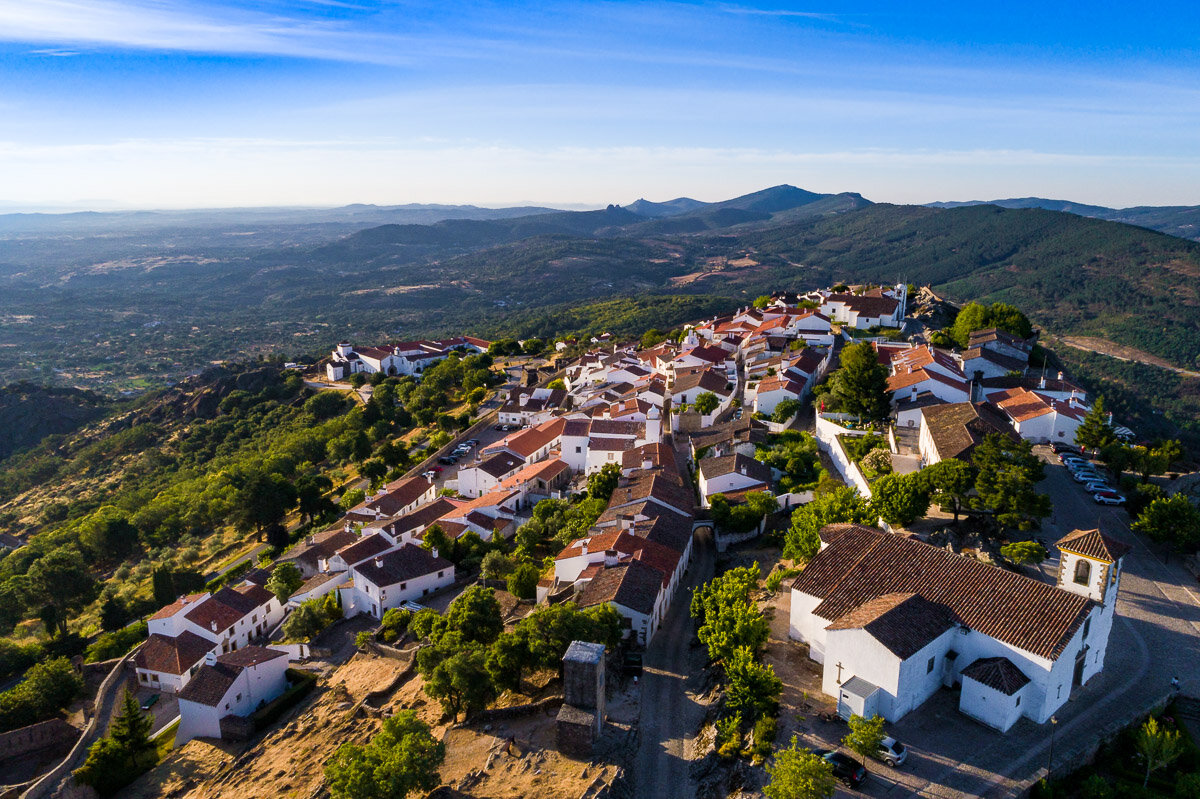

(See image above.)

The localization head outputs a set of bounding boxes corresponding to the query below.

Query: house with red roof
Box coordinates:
[790,524,1127,730]
[176,646,292,743]
[991,387,1089,445]
[137,584,284,693]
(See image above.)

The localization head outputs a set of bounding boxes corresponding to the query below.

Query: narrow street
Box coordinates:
[633,530,715,799]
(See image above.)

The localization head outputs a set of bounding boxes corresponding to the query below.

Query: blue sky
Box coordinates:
[1,1,1198,210]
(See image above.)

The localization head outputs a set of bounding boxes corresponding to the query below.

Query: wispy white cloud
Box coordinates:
[715,4,838,21]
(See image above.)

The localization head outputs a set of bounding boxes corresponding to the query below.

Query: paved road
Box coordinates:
[633,530,715,799]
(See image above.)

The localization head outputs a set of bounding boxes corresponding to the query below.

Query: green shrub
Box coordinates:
[1079,774,1114,799]
[85,622,148,662]
[1176,773,1200,799]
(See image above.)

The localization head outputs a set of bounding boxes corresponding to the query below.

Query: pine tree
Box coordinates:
[110,689,155,767]
[1075,397,1115,453]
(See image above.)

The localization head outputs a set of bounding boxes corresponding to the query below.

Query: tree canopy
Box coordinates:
[783,487,873,562]
[970,434,1050,531]
[826,342,891,422]
[325,710,445,799]
[764,735,836,799]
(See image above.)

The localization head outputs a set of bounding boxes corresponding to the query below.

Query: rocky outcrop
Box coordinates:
[0,383,108,461]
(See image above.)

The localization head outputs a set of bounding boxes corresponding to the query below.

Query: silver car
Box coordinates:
[876,736,907,767]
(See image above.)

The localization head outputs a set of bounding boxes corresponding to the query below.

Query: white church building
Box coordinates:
[789,525,1128,732]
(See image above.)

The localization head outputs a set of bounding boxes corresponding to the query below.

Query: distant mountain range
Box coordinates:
[927,197,1200,242]
[3,181,1200,447]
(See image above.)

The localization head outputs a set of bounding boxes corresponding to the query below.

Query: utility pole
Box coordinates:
[1046,715,1059,778]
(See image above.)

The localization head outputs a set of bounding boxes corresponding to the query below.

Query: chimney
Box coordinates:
[205,651,217,666]
[581,541,588,556]
[307,535,315,546]
[1039,375,1046,389]
[740,465,748,475]
[431,547,439,559]
[1057,371,1064,381]
[642,458,654,470]
[210,620,218,632]
[374,557,383,569]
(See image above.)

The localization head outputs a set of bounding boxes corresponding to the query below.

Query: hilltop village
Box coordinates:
[17,283,1199,799]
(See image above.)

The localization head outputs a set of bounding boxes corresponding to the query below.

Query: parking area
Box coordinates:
[419,419,527,492]
[132,684,180,735]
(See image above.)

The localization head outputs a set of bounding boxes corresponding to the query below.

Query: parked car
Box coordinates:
[813,750,866,788]
[430,465,444,473]
[1051,443,1079,455]
[466,439,479,446]
[140,693,160,711]
[421,470,437,480]
[493,423,507,430]
[1094,491,1126,506]
[875,736,908,767]
[1062,457,1091,470]
[437,456,458,465]
[1083,480,1112,494]
[1073,470,1105,484]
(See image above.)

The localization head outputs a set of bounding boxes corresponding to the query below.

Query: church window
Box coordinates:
[1015,695,1021,707]
[1073,559,1091,585]
[927,657,935,674]
[1082,617,1091,639]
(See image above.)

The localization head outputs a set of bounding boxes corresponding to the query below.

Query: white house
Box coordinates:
[137,585,284,692]
[697,454,773,507]
[752,374,807,416]
[339,544,455,619]
[992,388,1089,445]
[819,286,905,329]
[671,368,732,407]
[456,452,526,498]
[789,524,1128,730]
[917,402,1015,465]
[497,387,569,427]
[344,476,437,524]
[176,646,291,743]
[576,559,668,646]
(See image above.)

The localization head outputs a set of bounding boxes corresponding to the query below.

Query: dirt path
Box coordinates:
[1053,335,1200,378]
[633,534,714,799]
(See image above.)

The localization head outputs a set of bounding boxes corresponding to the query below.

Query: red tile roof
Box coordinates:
[1056,529,1131,563]
[961,656,1031,695]
[792,525,1094,660]
[825,592,956,660]
[135,632,214,675]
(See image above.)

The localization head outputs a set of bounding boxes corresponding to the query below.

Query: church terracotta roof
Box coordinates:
[1055,529,1131,563]
[825,592,956,660]
[961,656,1031,695]
[792,525,1094,660]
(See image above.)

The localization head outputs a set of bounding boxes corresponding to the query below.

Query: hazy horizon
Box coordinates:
[3,1,1199,211]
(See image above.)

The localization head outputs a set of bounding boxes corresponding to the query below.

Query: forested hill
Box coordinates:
[735,204,1200,369]
[926,197,1200,243]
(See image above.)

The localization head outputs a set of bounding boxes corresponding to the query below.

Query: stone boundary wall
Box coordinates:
[466,695,563,725]
[0,720,78,763]
[20,648,141,799]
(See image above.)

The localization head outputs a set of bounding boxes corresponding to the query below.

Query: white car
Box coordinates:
[1094,492,1126,506]
[1073,470,1105,484]
[1083,481,1112,494]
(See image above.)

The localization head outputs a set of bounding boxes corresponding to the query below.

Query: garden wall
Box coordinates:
[814,415,873,499]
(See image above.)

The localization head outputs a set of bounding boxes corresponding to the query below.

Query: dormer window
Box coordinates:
[1074,559,1091,586]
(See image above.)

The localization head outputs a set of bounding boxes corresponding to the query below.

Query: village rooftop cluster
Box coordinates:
[135,280,1131,751]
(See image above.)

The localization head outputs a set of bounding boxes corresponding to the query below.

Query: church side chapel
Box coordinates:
[789,525,1128,732]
